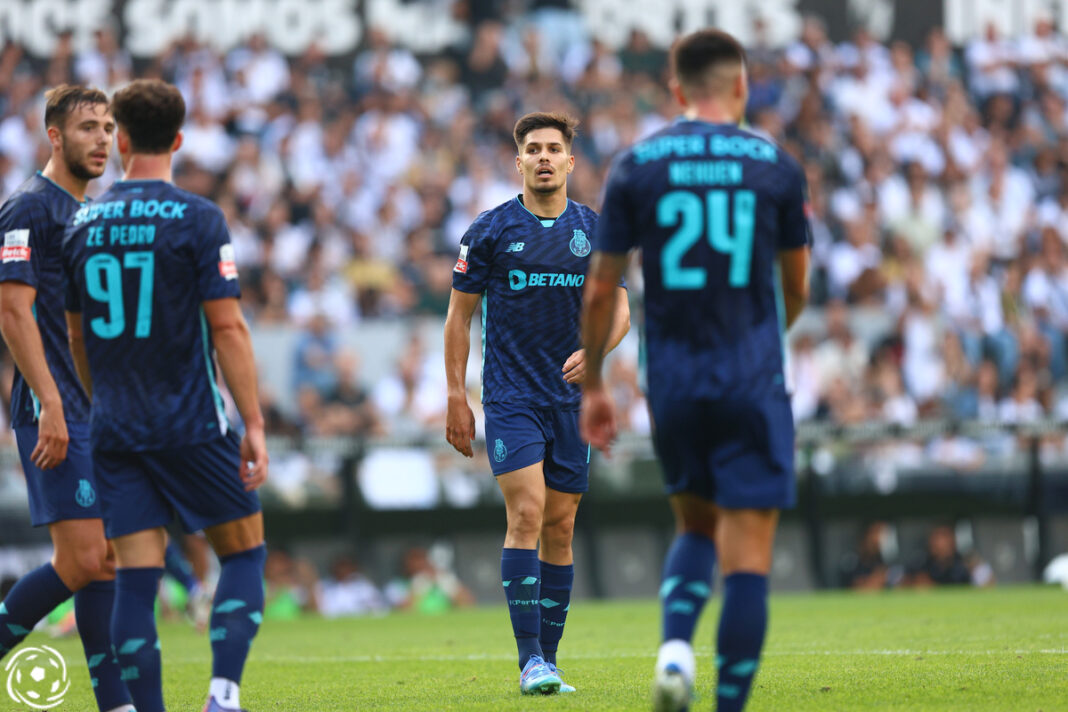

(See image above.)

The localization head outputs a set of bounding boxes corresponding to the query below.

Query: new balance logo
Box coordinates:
[506,242,525,253]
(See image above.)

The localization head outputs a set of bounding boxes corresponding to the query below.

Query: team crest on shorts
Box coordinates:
[493,438,508,463]
[75,479,96,508]
[569,229,591,257]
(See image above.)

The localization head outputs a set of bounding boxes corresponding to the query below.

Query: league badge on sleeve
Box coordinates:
[454,244,470,274]
[218,243,238,280]
[569,229,591,257]
[2,229,30,263]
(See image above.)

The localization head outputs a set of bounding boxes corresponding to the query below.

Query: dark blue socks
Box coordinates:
[538,560,573,666]
[112,567,164,712]
[210,545,266,683]
[164,539,199,593]
[716,572,768,712]
[660,532,716,642]
[0,563,71,656]
[75,579,131,711]
[501,548,543,669]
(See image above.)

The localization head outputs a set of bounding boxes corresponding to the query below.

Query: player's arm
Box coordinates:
[580,251,629,454]
[65,310,92,397]
[202,297,268,491]
[444,288,481,457]
[778,246,810,328]
[0,282,68,468]
[563,285,628,384]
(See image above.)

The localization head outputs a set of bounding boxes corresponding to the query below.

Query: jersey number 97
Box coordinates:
[84,252,155,339]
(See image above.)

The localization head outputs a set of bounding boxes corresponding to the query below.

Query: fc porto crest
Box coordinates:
[569,229,591,257]
[75,479,96,508]
[493,438,508,463]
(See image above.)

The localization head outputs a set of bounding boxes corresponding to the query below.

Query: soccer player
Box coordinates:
[62,79,269,712]
[444,112,630,695]
[0,85,135,712]
[580,30,811,712]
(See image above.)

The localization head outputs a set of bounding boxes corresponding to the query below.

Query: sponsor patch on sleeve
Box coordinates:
[2,229,30,263]
[453,244,469,274]
[218,243,238,280]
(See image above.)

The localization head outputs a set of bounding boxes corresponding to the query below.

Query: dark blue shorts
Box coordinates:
[483,403,589,493]
[93,431,261,539]
[650,394,796,509]
[16,421,102,527]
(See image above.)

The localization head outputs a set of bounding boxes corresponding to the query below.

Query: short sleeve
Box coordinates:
[194,204,242,302]
[593,155,636,255]
[778,159,813,251]
[0,198,44,289]
[451,213,495,294]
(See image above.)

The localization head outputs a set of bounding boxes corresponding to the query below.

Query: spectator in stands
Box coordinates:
[318,555,387,618]
[385,546,474,614]
[840,522,898,590]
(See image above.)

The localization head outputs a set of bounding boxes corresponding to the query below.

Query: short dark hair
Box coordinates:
[671,29,747,93]
[513,112,578,151]
[44,85,108,130]
[110,79,186,154]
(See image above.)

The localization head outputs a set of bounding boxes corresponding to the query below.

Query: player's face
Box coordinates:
[517,128,574,195]
[57,103,114,180]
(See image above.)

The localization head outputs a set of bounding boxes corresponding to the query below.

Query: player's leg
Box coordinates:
[94,447,176,712]
[713,508,779,712]
[648,398,718,711]
[484,402,560,693]
[538,487,580,668]
[110,527,168,712]
[537,406,588,691]
[709,394,794,712]
[56,526,136,712]
[145,431,264,712]
[202,512,267,711]
[498,463,560,692]
[56,426,135,712]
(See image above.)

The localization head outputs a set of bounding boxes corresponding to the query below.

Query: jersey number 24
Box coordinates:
[657,189,755,289]
[85,252,154,339]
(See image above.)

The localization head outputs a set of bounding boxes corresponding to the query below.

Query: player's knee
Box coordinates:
[541,515,575,548]
[507,500,543,538]
[58,541,108,587]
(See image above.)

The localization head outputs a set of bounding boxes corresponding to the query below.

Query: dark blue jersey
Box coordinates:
[62,180,240,452]
[0,173,91,427]
[596,120,811,404]
[453,197,598,408]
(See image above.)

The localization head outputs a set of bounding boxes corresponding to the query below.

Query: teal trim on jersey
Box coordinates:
[198,309,229,435]
[772,261,788,381]
[36,171,85,204]
[513,196,569,229]
[480,291,487,402]
[29,303,40,419]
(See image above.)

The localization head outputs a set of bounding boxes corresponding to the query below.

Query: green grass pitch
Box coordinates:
[26,585,1068,711]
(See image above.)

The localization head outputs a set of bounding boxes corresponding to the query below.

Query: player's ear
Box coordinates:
[116,127,130,156]
[171,130,183,154]
[516,154,522,175]
[669,78,688,109]
[567,153,575,173]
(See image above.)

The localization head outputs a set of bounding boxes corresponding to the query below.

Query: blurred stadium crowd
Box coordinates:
[0,5,1066,450]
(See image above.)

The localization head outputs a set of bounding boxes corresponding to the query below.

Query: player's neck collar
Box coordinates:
[673,115,739,128]
[36,170,85,204]
[515,195,569,228]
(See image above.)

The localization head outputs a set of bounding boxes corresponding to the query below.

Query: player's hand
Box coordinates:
[562,349,586,384]
[580,384,617,457]
[32,400,68,470]
[240,424,269,491]
[446,395,476,458]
